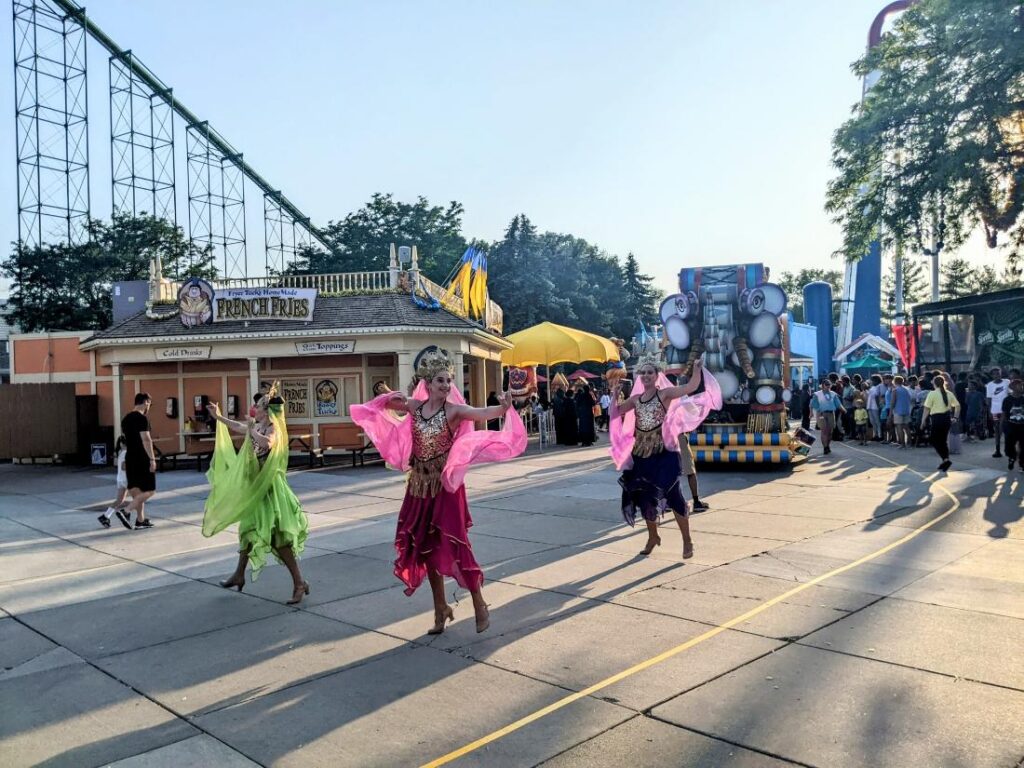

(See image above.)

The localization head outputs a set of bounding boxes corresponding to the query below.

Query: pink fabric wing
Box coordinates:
[662,369,722,447]
[348,392,414,470]
[351,380,527,491]
[442,407,527,492]
[609,376,645,471]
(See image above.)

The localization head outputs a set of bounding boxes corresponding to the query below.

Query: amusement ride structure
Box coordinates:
[12,0,326,277]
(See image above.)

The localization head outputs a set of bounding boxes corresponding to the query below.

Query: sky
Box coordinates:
[0,0,1001,296]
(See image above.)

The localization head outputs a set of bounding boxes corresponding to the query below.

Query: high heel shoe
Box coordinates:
[427,605,455,635]
[219,576,245,592]
[639,534,661,556]
[475,603,490,634]
[287,581,310,605]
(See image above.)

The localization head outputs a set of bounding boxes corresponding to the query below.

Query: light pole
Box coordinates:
[838,1,919,349]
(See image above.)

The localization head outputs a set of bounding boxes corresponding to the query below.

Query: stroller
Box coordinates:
[908,403,928,447]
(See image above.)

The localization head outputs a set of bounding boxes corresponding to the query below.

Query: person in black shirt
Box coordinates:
[119,392,157,529]
[1002,378,1024,472]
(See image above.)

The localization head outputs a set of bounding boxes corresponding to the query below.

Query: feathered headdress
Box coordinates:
[416,348,455,381]
[257,380,284,408]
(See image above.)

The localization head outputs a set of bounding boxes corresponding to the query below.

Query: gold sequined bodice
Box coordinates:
[635,393,666,432]
[633,393,666,457]
[409,404,454,497]
[251,421,273,459]
[412,405,454,461]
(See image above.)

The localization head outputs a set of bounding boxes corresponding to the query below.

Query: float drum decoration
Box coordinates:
[660,263,800,465]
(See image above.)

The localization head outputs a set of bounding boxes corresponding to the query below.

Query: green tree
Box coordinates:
[1,214,215,332]
[777,268,843,324]
[1001,245,1023,286]
[971,264,1002,294]
[87,212,216,281]
[883,254,929,323]
[826,0,1024,274]
[486,214,659,339]
[621,253,661,334]
[940,257,977,299]
[487,215,569,333]
[289,193,467,282]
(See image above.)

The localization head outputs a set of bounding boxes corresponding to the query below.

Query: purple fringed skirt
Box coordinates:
[619,449,688,526]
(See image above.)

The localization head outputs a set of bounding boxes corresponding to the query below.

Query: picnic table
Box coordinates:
[288,433,319,467]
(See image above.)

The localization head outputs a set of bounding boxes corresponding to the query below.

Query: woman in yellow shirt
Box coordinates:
[921,373,960,472]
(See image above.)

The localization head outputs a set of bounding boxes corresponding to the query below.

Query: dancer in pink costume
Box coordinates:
[350,349,526,635]
[609,354,721,559]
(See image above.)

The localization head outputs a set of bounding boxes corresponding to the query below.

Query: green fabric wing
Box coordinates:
[201,411,289,538]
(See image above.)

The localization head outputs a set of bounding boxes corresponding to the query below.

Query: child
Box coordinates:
[97,436,133,529]
[854,396,869,445]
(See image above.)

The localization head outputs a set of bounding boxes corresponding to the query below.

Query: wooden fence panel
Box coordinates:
[0,383,78,459]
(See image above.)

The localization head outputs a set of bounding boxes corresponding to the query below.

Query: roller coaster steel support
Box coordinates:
[264,192,313,275]
[23,0,334,278]
[13,0,90,248]
[187,123,247,278]
[109,51,176,230]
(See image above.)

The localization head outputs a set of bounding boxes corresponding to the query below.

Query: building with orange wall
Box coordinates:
[9,259,509,458]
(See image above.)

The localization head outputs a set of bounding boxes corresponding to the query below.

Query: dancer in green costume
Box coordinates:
[203,385,310,605]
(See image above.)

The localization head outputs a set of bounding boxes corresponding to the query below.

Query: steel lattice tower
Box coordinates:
[109,51,176,226]
[13,0,90,248]
[264,192,313,275]
[14,0,333,277]
[187,123,247,278]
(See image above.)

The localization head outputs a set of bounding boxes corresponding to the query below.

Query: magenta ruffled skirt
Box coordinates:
[394,484,484,596]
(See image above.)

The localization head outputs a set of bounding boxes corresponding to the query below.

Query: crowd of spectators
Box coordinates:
[794,364,1024,473]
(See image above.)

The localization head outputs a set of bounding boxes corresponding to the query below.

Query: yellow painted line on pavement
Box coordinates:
[420,445,960,768]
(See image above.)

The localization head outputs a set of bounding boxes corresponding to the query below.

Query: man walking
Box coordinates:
[891,375,913,448]
[986,367,1009,458]
[599,389,611,432]
[677,434,709,512]
[118,392,157,529]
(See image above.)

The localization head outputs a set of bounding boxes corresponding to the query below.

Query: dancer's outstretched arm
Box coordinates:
[382,392,421,415]
[659,359,705,402]
[448,392,512,426]
[207,402,249,433]
[609,382,636,416]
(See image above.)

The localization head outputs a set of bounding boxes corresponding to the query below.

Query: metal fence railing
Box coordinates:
[519,407,555,450]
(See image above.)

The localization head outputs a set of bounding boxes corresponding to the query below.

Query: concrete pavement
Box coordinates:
[0,435,1022,767]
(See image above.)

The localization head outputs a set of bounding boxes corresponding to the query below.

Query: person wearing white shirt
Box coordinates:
[986,367,1010,458]
[865,375,883,441]
[598,391,612,432]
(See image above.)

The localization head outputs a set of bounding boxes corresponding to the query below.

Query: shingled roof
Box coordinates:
[84,294,495,346]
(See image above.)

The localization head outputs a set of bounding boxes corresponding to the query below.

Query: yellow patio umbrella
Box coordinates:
[501,321,620,368]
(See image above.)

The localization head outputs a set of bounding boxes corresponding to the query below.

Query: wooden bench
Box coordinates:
[318,423,376,467]
[288,433,320,468]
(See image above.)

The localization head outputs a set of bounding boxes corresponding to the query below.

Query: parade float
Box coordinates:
[660,263,810,465]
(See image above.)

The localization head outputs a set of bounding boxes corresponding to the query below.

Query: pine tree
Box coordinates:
[940,258,977,299]
[1002,249,1023,287]
[971,264,1001,294]
[488,214,564,333]
[622,253,660,332]
[883,254,929,323]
